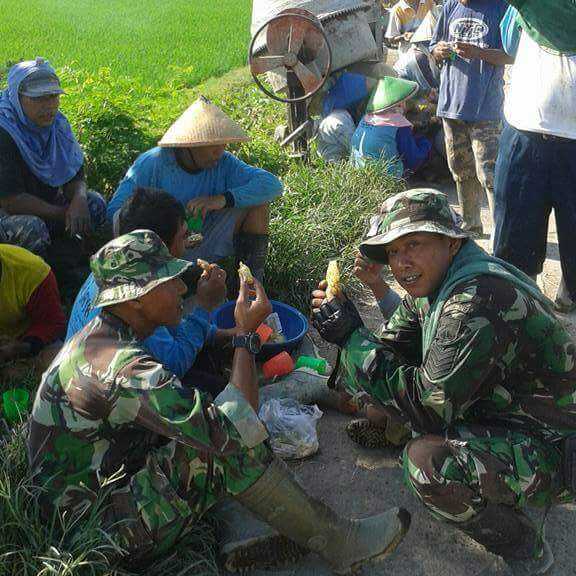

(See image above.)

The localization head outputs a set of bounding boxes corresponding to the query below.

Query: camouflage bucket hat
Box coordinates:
[91,229,192,307]
[359,189,469,264]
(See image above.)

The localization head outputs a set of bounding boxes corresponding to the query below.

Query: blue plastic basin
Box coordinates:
[211,300,308,359]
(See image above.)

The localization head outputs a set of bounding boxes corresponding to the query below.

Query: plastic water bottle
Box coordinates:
[295,356,328,375]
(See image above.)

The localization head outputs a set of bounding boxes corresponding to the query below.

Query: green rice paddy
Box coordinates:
[1,0,252,85]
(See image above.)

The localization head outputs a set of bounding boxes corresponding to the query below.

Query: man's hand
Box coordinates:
[311,279,329,310]
[66,191,91,236]
[234,278,272,333]
[432,41,453,63]
[403,32,414,42]
[311,282,364,347]
[454,42,481,60]
[354,253,383,287]
[195,264,227,312]
[354,253,391,301]
[187,195,226,219]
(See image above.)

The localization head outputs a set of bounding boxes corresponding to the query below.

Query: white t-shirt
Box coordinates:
[505,33,576,140]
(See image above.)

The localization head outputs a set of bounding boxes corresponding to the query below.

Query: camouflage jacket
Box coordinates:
[27,311,266,512]
[342,273,576,441]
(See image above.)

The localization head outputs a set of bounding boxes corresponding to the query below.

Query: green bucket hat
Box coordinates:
[366,76,420,113]
[359,189,470,264]
[91,229,192,307]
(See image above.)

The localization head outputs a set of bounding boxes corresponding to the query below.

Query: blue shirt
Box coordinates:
[66,273,216,378]
[106,148,283,221]
[500,6,521,57]
[431,0,508,122]
[351,121,431,176]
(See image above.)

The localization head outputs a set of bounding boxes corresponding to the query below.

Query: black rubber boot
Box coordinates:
[233,232,269,282]
[458,505,553,575]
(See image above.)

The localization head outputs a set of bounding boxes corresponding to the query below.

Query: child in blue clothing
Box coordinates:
[351,77,432,177]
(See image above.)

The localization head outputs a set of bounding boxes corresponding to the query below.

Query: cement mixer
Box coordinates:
[248,0,385,155]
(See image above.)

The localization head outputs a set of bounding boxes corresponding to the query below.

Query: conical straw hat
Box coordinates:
[159,96,250,148]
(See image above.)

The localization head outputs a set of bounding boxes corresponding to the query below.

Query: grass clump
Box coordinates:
[268,160,403,309]
[0,425,219,576]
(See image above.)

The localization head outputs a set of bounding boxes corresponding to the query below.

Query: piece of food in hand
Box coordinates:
[238,261,254,284]
[196,258,211,272]
[325,259,341,300]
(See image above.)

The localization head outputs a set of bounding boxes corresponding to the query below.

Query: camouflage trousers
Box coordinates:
[443,118,501,230]
[402,426,571,526]
[0,189,106,256]
[106,431,272,561]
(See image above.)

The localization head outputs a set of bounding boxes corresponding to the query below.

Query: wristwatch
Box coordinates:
[232,332,262,355]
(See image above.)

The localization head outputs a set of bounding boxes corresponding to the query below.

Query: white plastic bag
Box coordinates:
[258,398,323,460]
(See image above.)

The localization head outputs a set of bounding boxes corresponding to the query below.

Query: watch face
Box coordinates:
[248,332,262,354]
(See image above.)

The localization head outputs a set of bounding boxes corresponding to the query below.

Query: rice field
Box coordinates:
[1,0,252,86]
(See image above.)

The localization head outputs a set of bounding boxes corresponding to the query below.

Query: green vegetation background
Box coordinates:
[1,0,252,86]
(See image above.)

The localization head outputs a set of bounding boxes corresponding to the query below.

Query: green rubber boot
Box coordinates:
[216,500,308,572]
[235,458,411,575]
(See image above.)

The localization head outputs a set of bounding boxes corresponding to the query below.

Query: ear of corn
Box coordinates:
[325,259,341,300]
[196,258,210,271]
[238,261,254,284]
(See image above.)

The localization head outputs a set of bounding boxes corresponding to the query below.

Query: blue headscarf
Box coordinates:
[0,59,84,187]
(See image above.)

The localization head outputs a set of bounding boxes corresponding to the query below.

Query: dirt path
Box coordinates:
[242,184,576,576]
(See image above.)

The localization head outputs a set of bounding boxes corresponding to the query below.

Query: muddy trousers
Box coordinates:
[402,426,570,528]
[442,119,500,232]
[107,433,272,561]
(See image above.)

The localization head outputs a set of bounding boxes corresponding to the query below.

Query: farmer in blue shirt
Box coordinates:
[430,0,512,236]
[107,97,283,282]
[68,187,235,393]
[351,77,432,177]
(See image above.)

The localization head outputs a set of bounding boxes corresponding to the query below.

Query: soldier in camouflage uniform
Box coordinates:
[312,189,576,575]
[28,229,409,573]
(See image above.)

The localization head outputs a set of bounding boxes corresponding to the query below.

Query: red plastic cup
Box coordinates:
[256,323,273,344]
[262,352,294,379]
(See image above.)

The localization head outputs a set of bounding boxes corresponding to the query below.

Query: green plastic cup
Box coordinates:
[186,213,203,233]
[295,356,328,375]
[2,388,30,423]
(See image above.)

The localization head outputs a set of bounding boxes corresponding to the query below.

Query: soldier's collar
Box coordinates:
[100,310,139,341]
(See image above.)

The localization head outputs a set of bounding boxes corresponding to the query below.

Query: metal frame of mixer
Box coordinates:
[249,10,332,155]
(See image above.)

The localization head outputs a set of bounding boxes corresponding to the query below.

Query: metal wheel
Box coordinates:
[248,9,332,104]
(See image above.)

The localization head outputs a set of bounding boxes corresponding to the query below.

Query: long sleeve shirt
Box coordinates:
[29,311,267,513]
[106,148,283,221]
[341,274,576,441]
[66,273,215,378]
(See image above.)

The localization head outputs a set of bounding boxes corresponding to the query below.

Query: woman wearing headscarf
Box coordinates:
[0,58,106,256]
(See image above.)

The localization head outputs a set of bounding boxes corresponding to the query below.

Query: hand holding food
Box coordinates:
[235,277,272,333]
[196,261,227,312]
